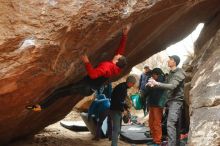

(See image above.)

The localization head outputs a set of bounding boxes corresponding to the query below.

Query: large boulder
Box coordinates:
[189,15,220,146]
[0,0,220,144]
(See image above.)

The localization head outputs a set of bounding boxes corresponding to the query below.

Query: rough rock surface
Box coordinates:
[0,0,220,144]
[189,14,220,146]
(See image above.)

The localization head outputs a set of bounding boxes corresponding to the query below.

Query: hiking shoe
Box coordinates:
[144,131,152,137]
[26,104,42,112]
[161,141,168,146]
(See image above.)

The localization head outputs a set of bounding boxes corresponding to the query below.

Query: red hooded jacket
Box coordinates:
[84,34,127,79]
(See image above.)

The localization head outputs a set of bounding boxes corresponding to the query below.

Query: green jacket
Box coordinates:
[158,68,186,103]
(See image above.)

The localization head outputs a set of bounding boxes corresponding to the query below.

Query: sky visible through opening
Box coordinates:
[131,23,204,75]
[166,23,204,67]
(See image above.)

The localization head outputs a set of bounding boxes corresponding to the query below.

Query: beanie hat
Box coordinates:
[169,55,180,66]
[144,64,149,69]
[116,56,127,68]
[151,68,164,75]
[126,75,136,84]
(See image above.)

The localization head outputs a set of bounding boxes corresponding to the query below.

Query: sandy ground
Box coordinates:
[9,109,149,146]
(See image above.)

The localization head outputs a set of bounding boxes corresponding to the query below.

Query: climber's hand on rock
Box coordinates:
[81,54,89,63]
[123,23,132,35]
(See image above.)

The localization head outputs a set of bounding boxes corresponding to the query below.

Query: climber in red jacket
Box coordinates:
[26,24,132,112]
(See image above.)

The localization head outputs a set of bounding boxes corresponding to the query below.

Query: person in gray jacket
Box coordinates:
[147,55,185,146]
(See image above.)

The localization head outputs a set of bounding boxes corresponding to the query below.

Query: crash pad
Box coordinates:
[80,112,108,137]
[60,121,89,131]
[80,112,97,135]
[120,124,153,144]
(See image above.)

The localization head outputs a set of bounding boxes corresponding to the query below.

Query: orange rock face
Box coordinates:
[0,0,220,144]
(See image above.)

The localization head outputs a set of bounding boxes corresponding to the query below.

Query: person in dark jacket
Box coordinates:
[147,55,186,146]
[110,75,136,146]
[138,65,151,116]
[26,24,132,112]
[145,68,165,146]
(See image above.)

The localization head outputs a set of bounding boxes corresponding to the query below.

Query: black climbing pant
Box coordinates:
[40,81,94,109]
[39,75,109,109]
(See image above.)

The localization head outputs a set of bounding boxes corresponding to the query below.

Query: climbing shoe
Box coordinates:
[26,104,42,112]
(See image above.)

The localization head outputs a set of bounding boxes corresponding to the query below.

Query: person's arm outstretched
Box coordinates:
[115,24,132,55]
[147,73,185,90]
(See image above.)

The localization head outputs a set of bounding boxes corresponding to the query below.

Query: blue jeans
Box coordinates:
[107,115,112,139]
[110,110,122,146]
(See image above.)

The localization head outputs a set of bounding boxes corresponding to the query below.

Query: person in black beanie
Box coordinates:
[147,55,186,146]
